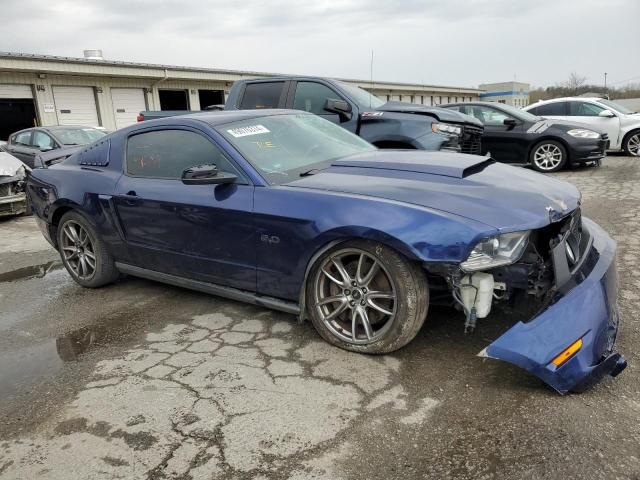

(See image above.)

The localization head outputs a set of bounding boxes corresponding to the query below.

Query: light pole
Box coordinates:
[604,72,608,93]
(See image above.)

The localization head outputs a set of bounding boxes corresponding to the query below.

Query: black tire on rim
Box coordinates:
[306,240,428,354]
[57,211,119,288]
[530,140,567,172]
[623,131,640,157]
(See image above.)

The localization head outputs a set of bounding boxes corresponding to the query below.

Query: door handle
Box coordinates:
[122,191,142,206]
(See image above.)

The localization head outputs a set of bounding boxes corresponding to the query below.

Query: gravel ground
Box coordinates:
[0,156,638,480]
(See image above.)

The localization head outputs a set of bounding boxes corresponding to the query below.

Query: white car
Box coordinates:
[523,97,640,156]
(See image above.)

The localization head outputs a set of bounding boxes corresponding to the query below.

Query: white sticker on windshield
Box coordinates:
[227,125,270,138]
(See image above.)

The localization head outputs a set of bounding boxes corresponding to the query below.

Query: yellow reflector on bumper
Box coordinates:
[551,338,583,367]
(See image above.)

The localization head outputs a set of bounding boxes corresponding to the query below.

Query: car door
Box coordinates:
[5,130,35,166]
[289,81,359,132]
[461,105,527,163]
[112,127,256,291]
[566,101,620,147]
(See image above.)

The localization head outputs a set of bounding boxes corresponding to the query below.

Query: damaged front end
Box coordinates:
[0,152,30,217]
[445,208,626,394]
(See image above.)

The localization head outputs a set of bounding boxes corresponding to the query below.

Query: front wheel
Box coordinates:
[306,240,428,354]
[57,211,119,288]
[623,131,640,157]
[530,140,567,172]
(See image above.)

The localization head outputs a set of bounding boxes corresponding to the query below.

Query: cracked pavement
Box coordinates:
[1,156,639,479]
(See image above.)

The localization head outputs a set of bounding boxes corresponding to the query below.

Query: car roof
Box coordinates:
[181,109,310,127]
[441,101,508,107]
[43,125,101,131]
[524,97,604,108]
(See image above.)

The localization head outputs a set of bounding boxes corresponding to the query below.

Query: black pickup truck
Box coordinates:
[138,76,483,154]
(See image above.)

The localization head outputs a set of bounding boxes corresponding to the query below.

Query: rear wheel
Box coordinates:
[57,211,119,288]
[306,240,428,354]
[623,130,640,157]
[530,140,567,172]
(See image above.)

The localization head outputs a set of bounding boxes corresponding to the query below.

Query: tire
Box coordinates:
[530,140,567,172]
[305,239,428,354]
[622,130,640,157]
[57,211,119,288]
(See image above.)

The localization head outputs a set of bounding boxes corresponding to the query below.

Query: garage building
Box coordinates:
[0,51,482,139]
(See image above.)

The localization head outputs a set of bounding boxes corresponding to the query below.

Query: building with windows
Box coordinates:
[0,51,482,139]
[478,81,530,108]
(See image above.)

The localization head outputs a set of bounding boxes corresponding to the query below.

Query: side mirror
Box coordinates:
[503,118,519,127]
[181,164,237,185]
[324,98,352,119]
[39,145,54,152]
[598,109,616,118]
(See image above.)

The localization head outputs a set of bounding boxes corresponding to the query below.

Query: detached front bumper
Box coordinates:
[480,218,626,394]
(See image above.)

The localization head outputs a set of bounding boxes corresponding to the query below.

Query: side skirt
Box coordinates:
[115,262,301,316]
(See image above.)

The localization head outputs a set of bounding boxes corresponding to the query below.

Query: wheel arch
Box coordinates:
[622,128,640,154]
[528,136,571,166]
[49,201,87,248]
[296,229,424,322]
[372,140,417,149]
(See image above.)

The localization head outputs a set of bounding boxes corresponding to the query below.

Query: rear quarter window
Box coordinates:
[239,82,285,109]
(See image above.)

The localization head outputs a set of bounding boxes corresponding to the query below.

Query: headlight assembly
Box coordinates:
[567,128,600,139]
[432,122,462,135]
[461,231,530,272]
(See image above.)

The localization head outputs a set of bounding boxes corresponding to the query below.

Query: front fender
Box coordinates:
[359,112,447,150]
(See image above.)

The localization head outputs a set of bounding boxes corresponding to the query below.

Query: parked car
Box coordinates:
[138,76,485,155]
[27,110,626,394]
[441,102,608,172]
[3,126,108,168]
[0,151,30,217]
[523,97,640,157]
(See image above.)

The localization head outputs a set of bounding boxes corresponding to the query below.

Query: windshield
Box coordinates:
[598,99,634,115]
[495,103,540,122]
[53,128,108,145]
[336,81,385,110]
[218,113,376,185]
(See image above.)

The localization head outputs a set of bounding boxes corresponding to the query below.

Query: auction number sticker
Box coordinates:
[227,125,270,138]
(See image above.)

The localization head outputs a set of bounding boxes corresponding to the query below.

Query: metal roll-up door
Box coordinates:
[111,88,146,129]
[53,86,99,126]
[0,84,33,99]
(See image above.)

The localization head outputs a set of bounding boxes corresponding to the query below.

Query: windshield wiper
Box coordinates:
[300,168,322,177]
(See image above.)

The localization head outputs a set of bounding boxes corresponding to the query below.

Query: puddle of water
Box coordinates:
[0,261,62,283]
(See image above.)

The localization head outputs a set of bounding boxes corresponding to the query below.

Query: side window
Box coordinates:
[32,131,56,149]
[14,131,32,146]
[239,82,284,109]
[293,82,343,115]
[535,102,568,116]
[527,106,540,115]
[126,130,242,180]
[569,102,605,116]
[462,106,510,126]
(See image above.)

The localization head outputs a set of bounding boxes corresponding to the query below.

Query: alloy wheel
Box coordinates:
[533,143,563,171]
[313,249,397,345]
[60,221,97,280]
[628,133,640,156]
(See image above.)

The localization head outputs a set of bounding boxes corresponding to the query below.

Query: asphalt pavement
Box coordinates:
[0,157,638,480]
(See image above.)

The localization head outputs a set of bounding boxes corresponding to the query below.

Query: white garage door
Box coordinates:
[111,88,146,129]
[0,84,33,99]
[53,86,99,126]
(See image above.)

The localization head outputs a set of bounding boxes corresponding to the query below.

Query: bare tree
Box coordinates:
[565,72,587,95]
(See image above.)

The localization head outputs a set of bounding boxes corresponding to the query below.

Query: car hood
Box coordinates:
[0,152,30,177]
[527,118,607,135]
[285,151,580,232]
[376,102,484,128]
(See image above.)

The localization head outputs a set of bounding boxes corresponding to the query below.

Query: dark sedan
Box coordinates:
[26,110,626,393]
[442,102,608,172]
[4,126,108,168]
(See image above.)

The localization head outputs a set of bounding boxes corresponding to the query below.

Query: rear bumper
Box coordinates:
[481,218,626,394]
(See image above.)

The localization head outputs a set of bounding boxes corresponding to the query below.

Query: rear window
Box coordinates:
[531,102,568,116]
[239,82,284,109]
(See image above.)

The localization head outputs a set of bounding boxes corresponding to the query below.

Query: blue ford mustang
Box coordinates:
[27,110,626,394]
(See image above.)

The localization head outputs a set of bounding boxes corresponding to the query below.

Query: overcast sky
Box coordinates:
[2,0,639,89]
